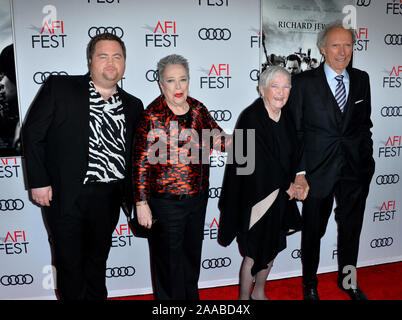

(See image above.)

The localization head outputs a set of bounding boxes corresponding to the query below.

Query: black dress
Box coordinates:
[218,98,302,276]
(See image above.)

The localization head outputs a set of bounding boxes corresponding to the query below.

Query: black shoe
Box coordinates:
[338,283,369,300]
[303,285,320,300]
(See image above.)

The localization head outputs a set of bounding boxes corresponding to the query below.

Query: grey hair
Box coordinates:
[258,66,291,89]
[157,54,190,83]
[316,20,356,52]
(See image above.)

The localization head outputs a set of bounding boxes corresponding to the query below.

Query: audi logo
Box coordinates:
[0,199,24,211]
[210,110,232,122]
[145,69,159,82]
[0,274,34,286]
[384,34,402,45]
[356,0,371,6]
[376,174,400,185]
[370,237,393,248]
[88,26,124,39]
[198,28,231,41]
[249,69,260,81]
[291,249,301,259]
[106,266,135,278]
[33,71,68,84]
[380,106,402,117]
[208,187,222,199]
[202,257,231,269]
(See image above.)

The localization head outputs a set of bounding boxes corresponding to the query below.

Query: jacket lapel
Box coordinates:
[313,64,344,126]
[117,87,134,165]
[74,75,91,160]
[341,69,355,130]
[255,99,286,171]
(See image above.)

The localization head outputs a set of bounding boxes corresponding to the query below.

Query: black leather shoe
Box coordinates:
[303,285,320,300]
[338,283,369,300]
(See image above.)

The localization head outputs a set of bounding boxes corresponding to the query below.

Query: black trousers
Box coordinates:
[44,182,121,300]
[301,178,370,287]
[149,192,208,300]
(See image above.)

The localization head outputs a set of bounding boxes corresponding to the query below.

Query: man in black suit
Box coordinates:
[23,33,143,300]
[288,21,375,300]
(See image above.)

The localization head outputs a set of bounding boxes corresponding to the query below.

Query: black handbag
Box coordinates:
[121,201,150,238]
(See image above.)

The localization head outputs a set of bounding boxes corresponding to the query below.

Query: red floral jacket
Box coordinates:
[133,95,229,202]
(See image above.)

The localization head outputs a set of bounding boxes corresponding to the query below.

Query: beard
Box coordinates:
[102,69,120,82]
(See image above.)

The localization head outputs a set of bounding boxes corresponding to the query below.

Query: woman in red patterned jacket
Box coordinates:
[134,54,229,300]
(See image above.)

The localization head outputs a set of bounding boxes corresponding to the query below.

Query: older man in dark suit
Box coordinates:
[23,33,143,300]
[288,21,375,300]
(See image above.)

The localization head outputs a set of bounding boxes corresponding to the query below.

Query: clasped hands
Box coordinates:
[286,174,309,201]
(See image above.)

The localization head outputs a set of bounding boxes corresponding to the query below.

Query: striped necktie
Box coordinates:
[335,75,346,112]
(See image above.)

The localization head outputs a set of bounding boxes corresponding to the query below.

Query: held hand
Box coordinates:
[31,186,53,207]
[136,203,153,229]
[294,174,309,201]
[286,183,297,200]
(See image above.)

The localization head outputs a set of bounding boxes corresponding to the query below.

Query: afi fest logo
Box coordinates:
[198,0,229,6]
[378,136,402,158]
[373,200,397,222]
[204,218,219,241]
[145,21,178,47]
[87,0,121,3]
[386,0,402,14]
[0,230,29,255]
[0,157,21,178]
[111,224,134,248]
[383,66,402,88]
[31,5,66,49]
[209,149,227,169]
[200,64,231,89]
[250,28,260,48]
[354,27,369,51]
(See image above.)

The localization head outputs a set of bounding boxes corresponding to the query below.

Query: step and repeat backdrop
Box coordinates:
[0,0,401,299]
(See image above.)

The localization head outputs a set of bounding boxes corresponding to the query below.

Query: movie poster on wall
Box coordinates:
[261,0,353,75]
[0,0,21,157]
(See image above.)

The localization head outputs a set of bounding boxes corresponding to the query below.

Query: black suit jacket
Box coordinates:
[288,64,375,198]
[22,74,144,215]
[218,98,302,246]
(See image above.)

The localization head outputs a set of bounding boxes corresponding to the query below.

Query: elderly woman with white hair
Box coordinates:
[218,66,305,300]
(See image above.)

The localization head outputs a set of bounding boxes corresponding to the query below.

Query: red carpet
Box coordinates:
[111,262,402,300]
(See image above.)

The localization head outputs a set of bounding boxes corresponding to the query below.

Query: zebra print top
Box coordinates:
[83,80,126,184]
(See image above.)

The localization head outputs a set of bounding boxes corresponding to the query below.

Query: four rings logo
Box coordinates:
[88,26,124,38]
[208,187,222,199]
[202,257,231,269]
[356,0,371,6]
[249,69,260,82]
[291,249,301,259]
[145,69,159,82]
[381,106,402,117]
[0,199,24,211]
[370,237,393,248]
[210,110,232,122]
[0,274,33,286]
[33,71,68,85]
[376,174,400,185]
[106,266,135,278]
[384,34,402,45]
[198,28,231,41]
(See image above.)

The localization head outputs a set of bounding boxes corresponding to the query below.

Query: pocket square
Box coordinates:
[355,99,364,104]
